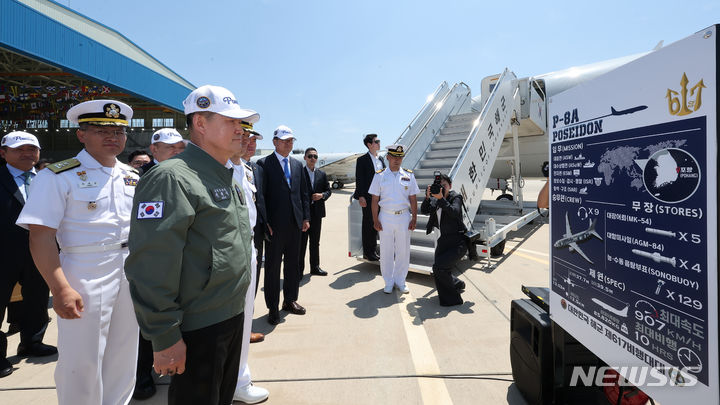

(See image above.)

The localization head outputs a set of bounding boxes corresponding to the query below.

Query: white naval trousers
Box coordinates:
[236,244,258,389]
[378,210,411,288]
[56,249,138,405]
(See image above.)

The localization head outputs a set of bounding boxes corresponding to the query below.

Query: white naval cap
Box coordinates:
[183,85,259,123]
[66,99,133,126]
[151,128,185,145]
[386,144,406,157]
[1,131,41,149]
[240,121,263,140]
[273,125,295,140]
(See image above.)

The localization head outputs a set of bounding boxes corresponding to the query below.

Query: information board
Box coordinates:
[548,26,718,403]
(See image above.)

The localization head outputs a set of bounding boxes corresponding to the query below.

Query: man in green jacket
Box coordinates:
[125,85,257,405]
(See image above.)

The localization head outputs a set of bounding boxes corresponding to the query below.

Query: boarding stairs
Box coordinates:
[349,70,543,273]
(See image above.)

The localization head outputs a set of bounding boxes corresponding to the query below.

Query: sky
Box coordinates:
[59,0,720,153]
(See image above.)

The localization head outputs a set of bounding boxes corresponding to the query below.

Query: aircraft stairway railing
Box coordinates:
[447,68,521,234]
[394,82,472,171]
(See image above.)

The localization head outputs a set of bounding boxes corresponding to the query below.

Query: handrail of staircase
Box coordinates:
[405,82,468,152]
[448,69,511,179]
[399,82,472,171]
[408,82,472,151]
[393,81,449,145]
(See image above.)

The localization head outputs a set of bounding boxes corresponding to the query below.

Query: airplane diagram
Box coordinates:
[553,212,604,263]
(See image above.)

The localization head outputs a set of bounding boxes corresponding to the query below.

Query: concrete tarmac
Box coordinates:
[0,181,551,405]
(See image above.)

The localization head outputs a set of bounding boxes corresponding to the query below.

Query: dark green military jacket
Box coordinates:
[125,143,251,351]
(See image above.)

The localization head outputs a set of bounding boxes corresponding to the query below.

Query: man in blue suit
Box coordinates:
[257,125,310,325]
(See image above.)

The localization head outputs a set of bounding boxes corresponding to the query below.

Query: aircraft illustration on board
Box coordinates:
[553,212,603,263]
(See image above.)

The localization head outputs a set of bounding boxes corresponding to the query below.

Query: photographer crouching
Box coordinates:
[420,172,467,306]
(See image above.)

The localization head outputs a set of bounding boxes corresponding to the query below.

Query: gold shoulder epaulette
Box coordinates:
[243,162,252,171]
[119,162,139,175]
[376,169,384,174]
[403,168,413,173]
[48,158,80,174]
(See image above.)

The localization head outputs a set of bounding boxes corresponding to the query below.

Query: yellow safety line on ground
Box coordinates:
[397,291,454,405]
[512,251,550,265]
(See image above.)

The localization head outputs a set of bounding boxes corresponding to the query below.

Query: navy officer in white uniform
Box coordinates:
[17,99,140,405]
[228,120,270,404]
[368,144,419,294]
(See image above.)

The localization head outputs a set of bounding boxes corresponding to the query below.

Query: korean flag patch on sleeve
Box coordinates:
[137,201,164,219]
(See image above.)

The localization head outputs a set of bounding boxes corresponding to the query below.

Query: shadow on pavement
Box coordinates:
[405,298,475,325]
[346,289,400,319]
[329,263,378,290]
[17,353,58,365]
[506,383,530,405]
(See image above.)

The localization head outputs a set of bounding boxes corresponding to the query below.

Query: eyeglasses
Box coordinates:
[306,154,318,159]
[86,128,126,138]
[373,139,381,144]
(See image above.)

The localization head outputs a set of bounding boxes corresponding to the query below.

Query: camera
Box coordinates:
[430,171,443,195]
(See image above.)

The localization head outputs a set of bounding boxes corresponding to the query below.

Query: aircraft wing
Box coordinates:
[569,242,593,264]
[564,212,572,237]
[319,153,363,182]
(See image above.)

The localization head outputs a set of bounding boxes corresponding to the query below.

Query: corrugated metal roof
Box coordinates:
[0,0,194,111]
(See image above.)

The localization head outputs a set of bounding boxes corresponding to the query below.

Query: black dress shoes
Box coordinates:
[133,372,157,400]
[455,280,466,291]
[0,358,13,378]
[268,310,281,325]
[310,267,328,276]
[282,301,306,315]
[363,254,380,261]
[17,342,57,357]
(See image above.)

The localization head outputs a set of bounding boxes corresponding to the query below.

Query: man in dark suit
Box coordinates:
[420,173,466,306]
[0,132,57,378]
[352,133,384,260]
[300,147,331,277]
[257,125,310,325]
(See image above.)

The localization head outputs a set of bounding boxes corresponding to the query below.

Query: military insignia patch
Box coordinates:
[212,187,231,202]
[124,176,138,186]
[104,103,120,118]
[196,96,211,109]
[48,158,80,174]
[137,202,164,219]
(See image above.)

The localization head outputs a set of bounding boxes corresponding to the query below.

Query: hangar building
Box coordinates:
[0,0,195,161]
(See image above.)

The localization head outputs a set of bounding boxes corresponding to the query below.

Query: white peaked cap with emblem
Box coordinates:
[151,128,185,145]
[386,144,406,157]
[183,85,260,123]
[273,125,295,140]
[1,131,41,149]
[66,99,133,126]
